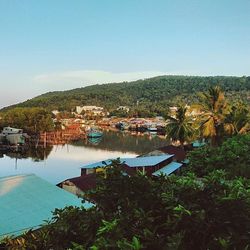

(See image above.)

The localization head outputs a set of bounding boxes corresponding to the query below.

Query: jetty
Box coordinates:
[32,129,87,147]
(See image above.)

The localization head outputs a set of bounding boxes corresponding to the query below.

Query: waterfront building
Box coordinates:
[142,145,187,163]
[58,174,96,197]
[0,174,93,239]
[152,161,183,176]
[80,155,181,176]
[59,155,183,196]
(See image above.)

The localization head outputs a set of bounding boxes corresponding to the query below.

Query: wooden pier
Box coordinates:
[33,129,87,147]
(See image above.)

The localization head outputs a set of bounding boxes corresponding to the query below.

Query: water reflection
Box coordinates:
[72,130,168,155]
[0,131,168,184]
[87,137,103,145]
[4,146,53,162]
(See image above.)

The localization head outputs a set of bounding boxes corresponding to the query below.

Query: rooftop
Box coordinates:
[81,155,174,169]
[64,174,97,192]
[152,162,183,176]
[158,145,186,162]
[0,174,93,239]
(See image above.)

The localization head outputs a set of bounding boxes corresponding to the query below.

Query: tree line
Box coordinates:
[0,107,54,134]
[1,75,250,117]
[166,86,250,146]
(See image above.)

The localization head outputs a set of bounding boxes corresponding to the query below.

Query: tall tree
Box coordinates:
[198,86,228,145]
[224,102,250,135]
[165,105,194,147]
[1,107,54,133]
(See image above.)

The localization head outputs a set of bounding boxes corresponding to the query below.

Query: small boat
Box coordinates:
[88,137,102,145]
[147,123,158,132]
[116,122,129,130]
[148,127,157,132]
[87,129,103,138]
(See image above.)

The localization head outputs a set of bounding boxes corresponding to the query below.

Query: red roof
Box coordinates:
[66,124,81,130]
[158,145,186,162]
[67,174,96,192]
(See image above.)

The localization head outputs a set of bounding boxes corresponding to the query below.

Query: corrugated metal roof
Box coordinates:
[81,155,174,169]
[192,140,206,148]
[81,159,113,169]
[152,162,183,176]
[122,155,174,167]
[0,174,93,239]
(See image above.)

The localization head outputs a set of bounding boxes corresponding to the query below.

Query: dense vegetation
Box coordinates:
[187,134,250,178]
[165,86,250,146]
[0,107,54,134]
[1,76,250,116]
[1,78,250,249]
[2,134,250,250]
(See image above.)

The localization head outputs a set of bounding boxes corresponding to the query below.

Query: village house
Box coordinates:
[59,154,183,196]
[0,174,93,239]
[58,174,96,197]
[80,155,178,176]
[142,145,187,163]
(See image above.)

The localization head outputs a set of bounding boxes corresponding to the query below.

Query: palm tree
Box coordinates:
[224,102,250,135]
[166,105,195,147]
[198,86,228,145]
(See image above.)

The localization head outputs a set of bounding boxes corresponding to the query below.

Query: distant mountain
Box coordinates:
[2,75,250,113]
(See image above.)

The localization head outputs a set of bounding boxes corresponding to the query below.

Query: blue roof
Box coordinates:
[81,159,113,169]
[81,155,174,169]
[122,155,174,167]
[152,162,183,176]
[0,174,93,239]
[192,140,206,147]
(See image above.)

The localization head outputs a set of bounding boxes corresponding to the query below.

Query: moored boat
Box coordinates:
[88,136,102,145]
[0,127,26,145]
[87,129,103,138]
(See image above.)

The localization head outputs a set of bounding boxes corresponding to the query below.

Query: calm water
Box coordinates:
[0,131,168,184]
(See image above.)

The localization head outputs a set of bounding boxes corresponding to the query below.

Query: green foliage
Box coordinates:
[0,107,54,133]
[187,134,250,178]
[2,76,250,116]
[198,86,228,145]
[166,105,195,145]
[224,101,250,135]
[3,154,250,249]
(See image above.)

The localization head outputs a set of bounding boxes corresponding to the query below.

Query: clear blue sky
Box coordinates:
[0,0,250,108]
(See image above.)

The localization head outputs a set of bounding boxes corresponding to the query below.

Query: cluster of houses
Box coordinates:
[51,105,203,134]
[59,145,186,197]
[0,145,187,240]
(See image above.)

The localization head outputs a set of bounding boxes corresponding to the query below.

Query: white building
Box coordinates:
[76,106,105,116]
[52,110,60,116]
[117,106,130,112]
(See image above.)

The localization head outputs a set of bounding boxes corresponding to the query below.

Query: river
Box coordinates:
[0,130,168,184]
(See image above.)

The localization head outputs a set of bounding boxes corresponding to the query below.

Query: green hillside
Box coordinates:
[2,75,250,114]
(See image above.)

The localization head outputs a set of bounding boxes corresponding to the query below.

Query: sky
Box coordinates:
[0,0,250,108]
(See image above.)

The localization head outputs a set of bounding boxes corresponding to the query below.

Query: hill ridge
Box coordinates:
[1,75,250,114]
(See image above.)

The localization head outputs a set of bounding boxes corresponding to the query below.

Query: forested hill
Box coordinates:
[2,75,250,113]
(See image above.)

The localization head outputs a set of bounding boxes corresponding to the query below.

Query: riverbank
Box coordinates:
[0,129,167,184]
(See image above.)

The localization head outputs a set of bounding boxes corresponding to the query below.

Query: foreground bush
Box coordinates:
[3,165,250,250]
[187,134,250,178]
